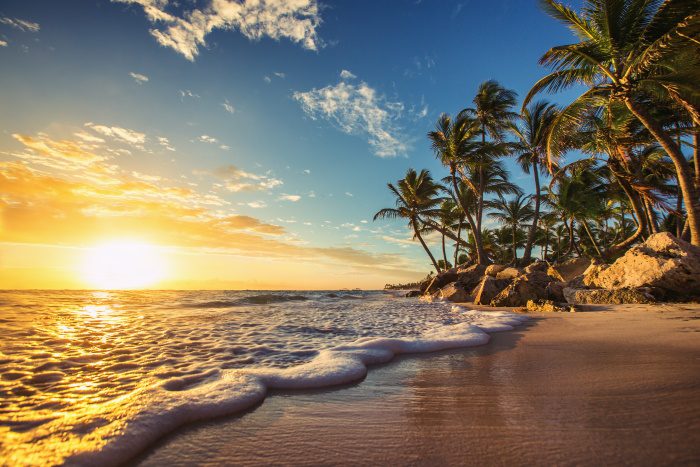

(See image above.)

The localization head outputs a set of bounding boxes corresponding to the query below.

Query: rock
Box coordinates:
[456,264,488,290]
[525,299,570,313]
[582,260,608,288]
[490,271,554,307]
[484,264,506,277]
[546,266,564,282]
[473,276,510,305]
[496,267,523,280]
[405,290,421,298]
[421,270,458,294]
[588,233,700,298]
[524,261,548,274]
[545,281,566,302]
[552,257,592,282]
[436,282,471,303]
[562,287,656,305]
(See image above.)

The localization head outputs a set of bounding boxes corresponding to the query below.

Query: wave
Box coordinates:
[184,294,309,308]
[11,308,528,466]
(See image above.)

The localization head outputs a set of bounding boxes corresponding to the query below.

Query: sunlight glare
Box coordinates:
[81,242,166,289]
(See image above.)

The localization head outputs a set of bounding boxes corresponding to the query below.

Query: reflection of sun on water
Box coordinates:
[81,242,166,289]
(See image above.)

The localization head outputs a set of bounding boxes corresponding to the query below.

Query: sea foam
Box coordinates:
[0,291,527,466]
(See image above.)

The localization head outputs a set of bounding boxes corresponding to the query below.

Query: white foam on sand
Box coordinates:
[7,309,528,466]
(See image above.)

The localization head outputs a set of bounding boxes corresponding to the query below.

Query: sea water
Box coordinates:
[0,289,527,465]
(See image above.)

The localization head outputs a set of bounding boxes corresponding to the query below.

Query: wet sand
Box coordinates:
[133,304,700,466]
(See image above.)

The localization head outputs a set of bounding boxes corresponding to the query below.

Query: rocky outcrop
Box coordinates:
[544,281,566,302]
[563,287,656,305]
[484,264,506,277]
[405,290,421,298]
[495,267,523,280]
[456,264,488,290]
[553,257,592,282]
[490,271,555,307]
[421,270,458,294]
[436,282,471,303]
[586,233,700,298]
[472,276,510,305]
[524,299,571,313]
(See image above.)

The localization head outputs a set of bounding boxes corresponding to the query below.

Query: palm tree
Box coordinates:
[462,80,519,237]
[525,0,700,245]
[509,100,558,262]
[487,194,535,263]
[374,169,443,273]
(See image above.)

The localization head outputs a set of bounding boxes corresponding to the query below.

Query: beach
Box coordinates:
[133,304,700,466]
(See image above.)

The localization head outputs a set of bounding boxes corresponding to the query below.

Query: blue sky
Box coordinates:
[0,0,585,288]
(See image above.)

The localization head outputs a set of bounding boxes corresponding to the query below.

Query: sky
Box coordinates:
[0,0,583,290]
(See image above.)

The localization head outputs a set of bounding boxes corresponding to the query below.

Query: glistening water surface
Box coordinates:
[0,289,527,465]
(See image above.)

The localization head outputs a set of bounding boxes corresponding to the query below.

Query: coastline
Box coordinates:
[132,303,700,466]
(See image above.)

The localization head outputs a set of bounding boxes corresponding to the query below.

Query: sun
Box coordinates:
[81,242,166,289]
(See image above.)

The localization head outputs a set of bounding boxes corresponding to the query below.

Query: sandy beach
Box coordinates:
[131,304,700,466]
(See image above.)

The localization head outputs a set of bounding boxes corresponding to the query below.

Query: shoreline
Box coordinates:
[132,303,700,466]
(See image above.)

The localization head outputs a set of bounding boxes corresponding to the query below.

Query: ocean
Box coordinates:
[0,289,527,465]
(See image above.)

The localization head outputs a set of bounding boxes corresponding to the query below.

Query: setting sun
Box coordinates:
[81,242,166,289]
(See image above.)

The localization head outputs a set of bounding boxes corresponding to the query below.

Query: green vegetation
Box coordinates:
[374,0,699,274]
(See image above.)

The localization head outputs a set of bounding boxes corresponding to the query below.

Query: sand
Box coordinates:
[132,304,700,466]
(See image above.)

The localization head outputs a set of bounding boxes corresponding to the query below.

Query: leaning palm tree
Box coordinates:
[486,194,535,263]
[525,0,700,245]
[374,169,443,273]
[509,100,559,262]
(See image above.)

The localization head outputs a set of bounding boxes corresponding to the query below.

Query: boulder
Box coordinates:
[496,267,523,280]
[405,290,421,298]
[552,257,592,282]
[456,264,488,290]
[525,299,570,313]
[421,270,458,294]
[587,233,700,298]
[582,260,609,288]
[436,282,471,303]
[472,276,510,305]
[524,261,549,274]
[544,281,566,302]
[484,264,506,277]
[563,287,656,305]
[490,271,554,307]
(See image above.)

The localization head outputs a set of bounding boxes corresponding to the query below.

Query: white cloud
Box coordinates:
[198,135,218,144]
[263,75,272,83]
[210,165,284,192]
[339,69,356,80]
[219,144,231,151]
[114,0,322,61]
[179,89,200,99]
[74,131,105,144]
[129,71,149,84]
[292,73,409,157]
[0,17,40,32]
[84,122,146,147]
[222,100,235,114]
[247,200,267,208]
[279,194,301,202]
[158,136,175,151]
[345,192,353,197]
[307,190,316,198]
[303,169,311,174]
[274,72,286,79]
[0,40,7,47]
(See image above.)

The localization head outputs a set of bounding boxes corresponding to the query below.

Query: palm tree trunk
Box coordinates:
[565,218,576,256]
[441,231,448,269]
[644,198,659,234]
[581,219,602,257]
[511,225,518,263]
[676,181,684,238]
[607,175,647,256]
[694,132,699,190]
[454,219,463,266]
[412,218,441,273]
[522,160,540,262]
[450,172,489,264]
[543,231,549,261]
[625,98,700,246]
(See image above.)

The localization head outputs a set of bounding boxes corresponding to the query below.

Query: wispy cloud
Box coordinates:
[114,0,322,61]
[247,200,267,209]
[273,72,286,79]
[207,165,284,192]
[339,69,356,80]
[279,194,301,202]
[0,40,7,47]
[221,100,235,114]
[158,136,175,151]
[179,89,200,100]
[84,122,147,148]
[293,71,409,157]
[198,135,218,144]
[0,17,40,33]
[129,71,149,84]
